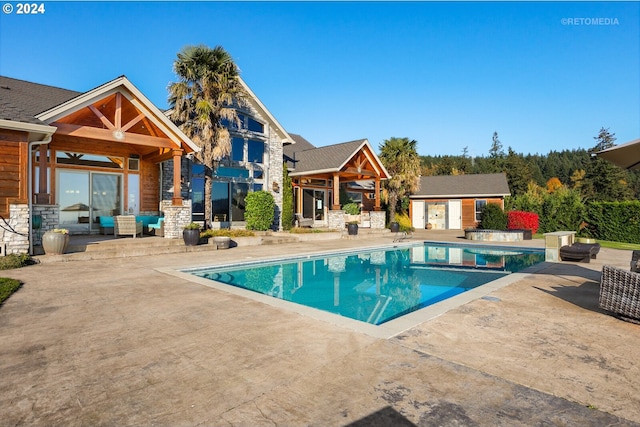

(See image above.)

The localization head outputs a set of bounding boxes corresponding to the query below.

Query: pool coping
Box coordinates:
[157,241,548,340]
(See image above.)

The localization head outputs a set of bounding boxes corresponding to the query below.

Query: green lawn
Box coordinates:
[0,278,22,305]
[533,234,640,251]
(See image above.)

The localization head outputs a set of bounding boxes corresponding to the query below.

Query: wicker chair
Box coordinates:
[114,215,143,238]
[599,265,640,322]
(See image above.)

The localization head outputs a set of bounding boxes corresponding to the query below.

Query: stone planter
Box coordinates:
[183,229,201,246]
[213,236,231,249]
[42,230,70,255]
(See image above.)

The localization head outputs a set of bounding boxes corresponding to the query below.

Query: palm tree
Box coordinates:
[168,45,246,227]
[378,137,421,222]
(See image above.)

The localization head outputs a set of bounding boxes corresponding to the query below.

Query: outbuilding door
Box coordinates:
[412,200,425,229]
[448,200,462,229]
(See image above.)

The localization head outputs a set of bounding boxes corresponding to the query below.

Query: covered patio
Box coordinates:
[29,76,198,249]
[286,138,390,229]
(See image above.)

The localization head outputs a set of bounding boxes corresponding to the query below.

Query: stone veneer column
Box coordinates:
[370,211,386,229]
[268,131,284,231]
[160,199,192,239]
[328,210,346,231]
[31,204,60,247]
[1,204,31,255]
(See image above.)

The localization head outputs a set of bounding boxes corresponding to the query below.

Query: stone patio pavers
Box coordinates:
[0,232,639,426]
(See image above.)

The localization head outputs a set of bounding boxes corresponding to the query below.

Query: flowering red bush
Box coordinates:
[507,211,539,234]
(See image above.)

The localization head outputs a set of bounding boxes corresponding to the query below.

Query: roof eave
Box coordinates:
[0,118,57,142]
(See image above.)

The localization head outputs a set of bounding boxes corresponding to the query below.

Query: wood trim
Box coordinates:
[52,122,176,149]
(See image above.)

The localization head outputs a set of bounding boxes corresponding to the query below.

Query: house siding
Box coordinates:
[0,131,28,217]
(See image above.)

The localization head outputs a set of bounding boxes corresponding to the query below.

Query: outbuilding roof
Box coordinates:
[411,173,511,198]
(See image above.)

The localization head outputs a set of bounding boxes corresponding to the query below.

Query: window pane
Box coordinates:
[248,118,264,133]
[231,137,244,162]
[231,183,249,221]
[216,166,250,178]
[56,151,123,169]
[248,140,264,163]
[213,181,229,218]
[192,178,204,214]
[475,200,486,221]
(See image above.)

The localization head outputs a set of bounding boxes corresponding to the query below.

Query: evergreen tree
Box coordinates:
[582,128,634,201]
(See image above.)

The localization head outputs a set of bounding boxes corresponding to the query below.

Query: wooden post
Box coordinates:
[172,149,183,205]
[332,173,340,210]
[374,178,381,211]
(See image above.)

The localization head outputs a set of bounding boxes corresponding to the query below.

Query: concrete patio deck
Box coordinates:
[1,230,639,426]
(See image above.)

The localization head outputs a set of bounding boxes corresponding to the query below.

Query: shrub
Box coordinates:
[479,203,508,230]
[539,187,584,234]
[0,278,22,305]
[342,203,361,215]
[282,164,294,230]
[200,229,256,238]
[585,201,640,244]
[0,253,36,270]
[245,191,275,231]
[395,213,414,232]
[507,211,539,234]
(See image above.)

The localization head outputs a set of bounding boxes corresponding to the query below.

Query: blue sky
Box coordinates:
[1,1,638,157]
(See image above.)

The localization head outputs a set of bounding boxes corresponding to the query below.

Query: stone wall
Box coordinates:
[0,204,30,255]
[160,199,192,239]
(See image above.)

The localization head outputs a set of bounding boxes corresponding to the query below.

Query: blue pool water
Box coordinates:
[186,243,544,325]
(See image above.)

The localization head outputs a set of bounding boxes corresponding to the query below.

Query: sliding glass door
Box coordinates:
[57,170,122,233]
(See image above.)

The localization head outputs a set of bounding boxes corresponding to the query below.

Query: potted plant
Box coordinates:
[42,228,70,255]
[390,221,400,233]
[347,221,359,236]
[182,222,201,246]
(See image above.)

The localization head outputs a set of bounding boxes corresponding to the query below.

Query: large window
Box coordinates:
[231,137,244,162]
[247,140,264,163]
[247,117,264,133]
[475,200,486,221]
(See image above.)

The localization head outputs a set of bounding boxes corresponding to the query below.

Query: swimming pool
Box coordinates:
[184,243,544,326]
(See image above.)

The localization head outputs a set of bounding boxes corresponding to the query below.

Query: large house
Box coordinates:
[0,75,390,255]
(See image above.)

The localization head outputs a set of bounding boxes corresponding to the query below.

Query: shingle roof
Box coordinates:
[285,133,316,158]
[288,139,369,174]
[0,76,80,125]
[412,173,511,198]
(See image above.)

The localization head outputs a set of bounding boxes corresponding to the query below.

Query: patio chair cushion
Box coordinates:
[559,243,601,263]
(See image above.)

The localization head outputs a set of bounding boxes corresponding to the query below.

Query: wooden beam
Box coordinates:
[88,105,115,130]
[121,113,145,132]
[52,122,176,149]
[115,93,122,129]
[343,167,377,177]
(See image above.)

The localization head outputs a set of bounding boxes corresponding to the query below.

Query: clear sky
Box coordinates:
[1,1,638,157]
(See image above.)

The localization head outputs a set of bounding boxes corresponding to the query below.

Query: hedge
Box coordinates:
[585,201,640,244]
[244,191,276,231]
[507,211,539,234]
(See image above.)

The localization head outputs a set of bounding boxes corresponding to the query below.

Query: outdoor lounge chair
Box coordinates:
[599,265,640,322]
[114,215,143,238]
[295,213,313,228]
[559,242,601,263]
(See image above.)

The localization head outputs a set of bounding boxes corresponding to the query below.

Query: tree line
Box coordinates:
[419,128,640,202]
